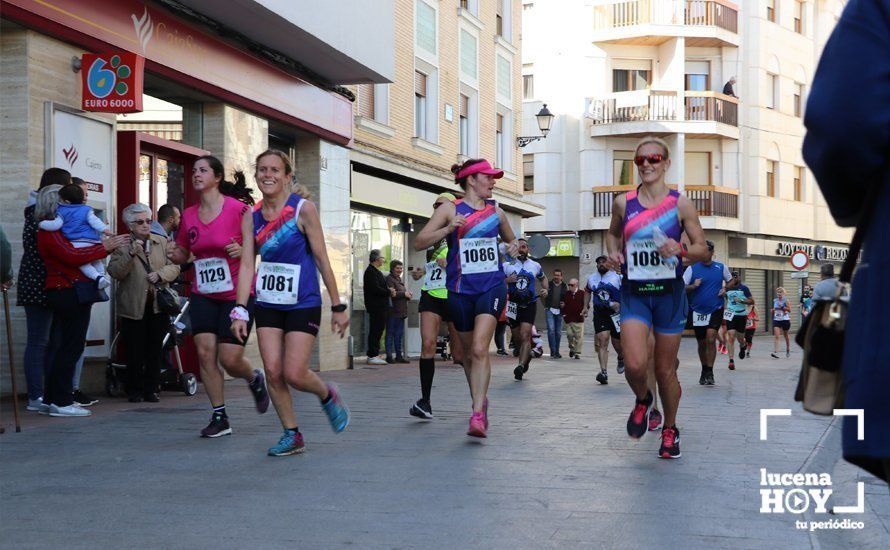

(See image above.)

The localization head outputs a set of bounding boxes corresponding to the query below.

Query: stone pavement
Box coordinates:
[1,336,888,549]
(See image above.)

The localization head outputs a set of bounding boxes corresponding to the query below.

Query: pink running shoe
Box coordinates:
[648,408,663,431]
[467,412,487,438]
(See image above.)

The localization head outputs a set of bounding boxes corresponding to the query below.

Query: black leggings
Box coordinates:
[495,322,507,352]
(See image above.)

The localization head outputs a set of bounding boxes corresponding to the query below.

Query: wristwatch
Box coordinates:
[331,304,347,312]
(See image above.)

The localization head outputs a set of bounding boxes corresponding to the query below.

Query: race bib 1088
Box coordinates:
[626,239,675,281]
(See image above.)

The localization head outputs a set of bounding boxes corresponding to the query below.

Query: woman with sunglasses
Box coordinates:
[408,192,464,420]
[415,159,518,438]
[605,137,708,459]
[167,155,270,438]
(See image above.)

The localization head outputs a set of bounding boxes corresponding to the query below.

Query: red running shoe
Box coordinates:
[659,426,681,459]
[467,412,487,438]
[626,391,653,439]
[648,408,663,431]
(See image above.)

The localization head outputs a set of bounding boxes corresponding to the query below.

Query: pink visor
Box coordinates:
[457,160,504,180]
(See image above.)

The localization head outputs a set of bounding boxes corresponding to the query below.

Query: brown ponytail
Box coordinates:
[451,158,486,190]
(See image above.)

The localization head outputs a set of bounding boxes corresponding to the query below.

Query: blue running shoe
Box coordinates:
[322,383,350,433]
[268,429,305,457]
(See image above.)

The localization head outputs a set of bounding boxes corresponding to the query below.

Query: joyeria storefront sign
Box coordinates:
[81,53,144,113]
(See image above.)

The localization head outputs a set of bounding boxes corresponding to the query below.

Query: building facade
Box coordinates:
[346,0,543,357]
[0,0,394,388]
[521,0,850,333]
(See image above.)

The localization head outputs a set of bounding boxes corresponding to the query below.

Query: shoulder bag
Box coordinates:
[134,250,181,316]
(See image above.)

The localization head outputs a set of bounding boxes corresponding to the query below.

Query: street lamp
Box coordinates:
[516,104,554,148]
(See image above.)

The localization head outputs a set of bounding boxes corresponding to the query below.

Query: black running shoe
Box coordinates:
[706,373,715,385]
[200,413,232,438]
[626,391,653,439]
[658,426,681,459]
[699,370,708,385]
[513,365,524,381]
[739,344,747,359]
[248,369,270,414]
[728,359,735,370]
[596,371,608,385]
[410,399,433,419]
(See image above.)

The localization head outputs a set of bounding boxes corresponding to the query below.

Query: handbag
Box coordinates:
[72,279,110,305]
[794,157,885,415]
[134,247,181,316]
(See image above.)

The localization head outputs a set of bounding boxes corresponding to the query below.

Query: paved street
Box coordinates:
[1,336,888,549]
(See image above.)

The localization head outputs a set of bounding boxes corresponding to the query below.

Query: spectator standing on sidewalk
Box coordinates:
[385,260,411,364]
[803,0,890,483]
[544,269,568,358]
[69,177,99,408]
[561,278,586,359]
[363,249,392,365]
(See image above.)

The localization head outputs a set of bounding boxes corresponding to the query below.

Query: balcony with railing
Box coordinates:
[587,90,739,139]
[591,184,739,222]
[591,0,739,47]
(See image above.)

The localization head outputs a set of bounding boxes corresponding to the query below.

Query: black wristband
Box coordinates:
[235,303,248,309]
[331,304,347,312]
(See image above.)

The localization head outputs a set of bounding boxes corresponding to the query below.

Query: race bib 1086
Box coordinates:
[424,260,446,290]
[459,237,498,275]
[194,257,233,294]
[256,262,300,305]
[626,239,675,281]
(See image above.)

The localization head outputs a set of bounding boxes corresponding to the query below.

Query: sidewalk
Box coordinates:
[1,337,887,549]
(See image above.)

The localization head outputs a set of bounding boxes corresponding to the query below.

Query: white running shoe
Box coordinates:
[27,397,44,411]
[367,356,387,365]
[48,403,92,417]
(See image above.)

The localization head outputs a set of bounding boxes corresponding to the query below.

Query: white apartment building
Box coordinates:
[521,0,851,332]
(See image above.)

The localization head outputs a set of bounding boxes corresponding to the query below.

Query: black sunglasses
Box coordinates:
[634,154,665,166]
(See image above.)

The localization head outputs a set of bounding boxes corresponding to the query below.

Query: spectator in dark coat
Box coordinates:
[722,77,737,98]
[363,249,393,365]
[385,260,412,364]
[803,0,890,483]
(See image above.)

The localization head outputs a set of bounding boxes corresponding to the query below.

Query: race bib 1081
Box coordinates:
[256,262,300,305]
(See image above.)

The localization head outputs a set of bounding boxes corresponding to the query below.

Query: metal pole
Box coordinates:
[2,288,22,433]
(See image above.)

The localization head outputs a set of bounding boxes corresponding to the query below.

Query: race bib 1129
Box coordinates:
[194,257,233,294]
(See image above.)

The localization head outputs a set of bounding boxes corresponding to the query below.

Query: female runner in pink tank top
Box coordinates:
[167,155,270,439]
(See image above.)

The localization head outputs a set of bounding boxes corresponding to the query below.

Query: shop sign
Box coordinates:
[81,53,144,113]
[547,238,576,257]
[774,241,853,262]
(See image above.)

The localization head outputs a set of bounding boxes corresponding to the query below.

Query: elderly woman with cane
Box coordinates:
[107,204,180,403]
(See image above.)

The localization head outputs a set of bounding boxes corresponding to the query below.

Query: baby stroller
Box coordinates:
[105,300,198,397]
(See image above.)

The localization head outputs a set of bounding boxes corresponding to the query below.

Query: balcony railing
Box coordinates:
[589,91,678,125]
[684,91,738,126]
[591,184,738,218]
[593,0,738,34]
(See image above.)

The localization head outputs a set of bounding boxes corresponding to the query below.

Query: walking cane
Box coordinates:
[2,287,22,433]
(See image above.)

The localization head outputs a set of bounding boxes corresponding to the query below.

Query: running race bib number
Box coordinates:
[424,261,446,290]
[723,308,736,322]
[610,313,622,333]
[459,238,499,275]
[194,258,233,294]
[256,262,300,305]
[692,312,712,327]
[506,301,518,320]
[626,239,675,281]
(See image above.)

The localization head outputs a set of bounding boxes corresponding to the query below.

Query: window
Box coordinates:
[793,83,803,117]
[497,55,511,100]
[495,114,504,169]
[357,84,375,119]
[766,160,777,197]
[612,69,651,92]
[460,30,477,80]
[685,152,711,185]
[459,94,469,156]
[794,1,804,33]
[496,1,504,37]
[613,151,635,186]
[767,74,777,109]
[460,0,479,17]
[523,154,534,193]
[415,0,436,56]
[523,74,534,100]
[414,71,427,139]
[794,166,804,201]
[460,0,468,8]
[767,0,776,23]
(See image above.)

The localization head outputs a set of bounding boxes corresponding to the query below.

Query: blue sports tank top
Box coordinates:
[623,188,684,281]
[253,194,322,309]
[446,199,504,295]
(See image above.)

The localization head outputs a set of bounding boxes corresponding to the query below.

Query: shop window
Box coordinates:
[523,154,534,193]
[613,151,635,186]
[766,160,777,197]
